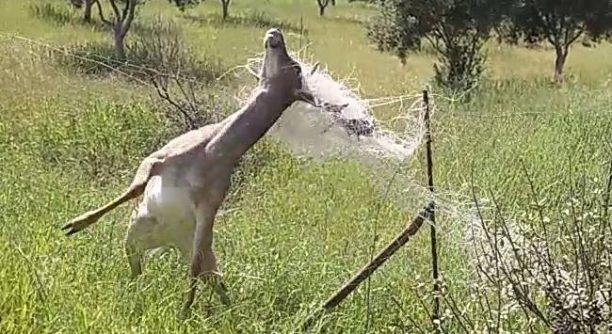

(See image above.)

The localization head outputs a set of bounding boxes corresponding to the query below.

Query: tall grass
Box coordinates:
[1,0,611,332]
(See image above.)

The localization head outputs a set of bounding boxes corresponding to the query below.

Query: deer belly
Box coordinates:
[142,175,194,223]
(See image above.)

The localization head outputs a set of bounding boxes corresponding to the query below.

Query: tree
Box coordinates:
[83,0,95,22]
[89,0,205,61]
[69,0,98,22]
[506,0,612,82]
[367,0,508,91]
[317,0,331,16]
[170,0,230,20]
[220,0,231,20]
[95,0,140,60]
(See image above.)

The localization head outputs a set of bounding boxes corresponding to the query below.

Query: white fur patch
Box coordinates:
[142,175,194,222]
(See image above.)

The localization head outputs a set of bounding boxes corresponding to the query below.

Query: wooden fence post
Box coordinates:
[302,203,434,331]
[423,90,440,331]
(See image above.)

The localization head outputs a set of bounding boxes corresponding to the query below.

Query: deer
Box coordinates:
[60,27,326,317]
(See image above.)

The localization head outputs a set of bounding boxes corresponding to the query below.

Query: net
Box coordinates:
[241,53,429,163]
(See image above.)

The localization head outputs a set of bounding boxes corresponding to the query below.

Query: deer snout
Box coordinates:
[264,28,283,49]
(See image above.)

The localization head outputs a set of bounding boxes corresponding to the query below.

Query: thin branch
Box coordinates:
[121,0,137,37]
[108,0,121,21]
[150,75,197,129]
[121,0,130,20]
[94,0,111,25]
[442,291,474,332]
[390,295,428,334]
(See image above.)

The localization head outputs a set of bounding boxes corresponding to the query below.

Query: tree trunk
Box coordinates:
[221,0,230,21]
[319,5,325,16]
[114,26,126,61]
[554,45,568,82]
[70,0,82,8]
[331,0,336,5]
[83,0,94,22]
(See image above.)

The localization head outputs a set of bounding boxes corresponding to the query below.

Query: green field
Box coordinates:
[1,0,611,333]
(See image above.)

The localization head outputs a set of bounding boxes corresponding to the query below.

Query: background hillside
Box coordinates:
[1,0,611,333]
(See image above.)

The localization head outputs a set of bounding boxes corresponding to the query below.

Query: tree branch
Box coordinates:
[121,0,130,20]
[108,0,121,22]
[566,27,584,48]
[95,0,111,25]
[121,0,137,38]
[150,75,197,130]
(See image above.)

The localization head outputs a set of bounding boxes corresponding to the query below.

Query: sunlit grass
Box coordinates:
[1,0,611,332]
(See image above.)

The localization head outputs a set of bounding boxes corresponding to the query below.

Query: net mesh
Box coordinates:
[240,53,429,162]
[237,52,483,251]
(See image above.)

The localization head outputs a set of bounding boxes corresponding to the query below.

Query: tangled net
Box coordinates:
[239,53,430,162]
[236,52,493,254]
[234,52,484,226]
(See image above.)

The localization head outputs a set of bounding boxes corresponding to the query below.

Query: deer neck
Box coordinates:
[205,85,293,162]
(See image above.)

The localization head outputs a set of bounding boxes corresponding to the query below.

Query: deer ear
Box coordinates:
[295,90,320,108]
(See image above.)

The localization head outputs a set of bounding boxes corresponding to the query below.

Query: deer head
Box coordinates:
[257,28,320,108]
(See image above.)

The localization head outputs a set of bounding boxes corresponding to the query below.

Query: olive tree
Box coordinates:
[170,0,230,20]
[69,0,98,22]
[317,0,331,16]
[94,0,141,60]
[84,0,207,60]
[507,0,612,81]
[367,0,508,91]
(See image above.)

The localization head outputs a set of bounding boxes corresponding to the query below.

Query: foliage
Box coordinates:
[367,0,508,92]
[437,167,612,333]
[504,0,612,81]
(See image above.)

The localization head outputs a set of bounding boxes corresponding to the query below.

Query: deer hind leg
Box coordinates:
[176,235,228,304]
[181,205,229,317]
[201,246,230,306]
[125,212,160,279]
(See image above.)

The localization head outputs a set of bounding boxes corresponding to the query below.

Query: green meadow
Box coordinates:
[1,0,611,332]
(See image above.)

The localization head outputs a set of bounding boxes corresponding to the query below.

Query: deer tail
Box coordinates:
[61,184,145,236]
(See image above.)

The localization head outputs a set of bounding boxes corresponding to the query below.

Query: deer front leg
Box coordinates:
[181,206,229,317]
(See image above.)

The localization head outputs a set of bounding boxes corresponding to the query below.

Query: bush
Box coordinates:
[129,17,226,83]
[440,165,612,333]
[366,0,501,92]
[29,2,74,25]
[54,17,225,83]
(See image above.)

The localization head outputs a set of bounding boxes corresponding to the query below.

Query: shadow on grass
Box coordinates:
[184,10,309,36]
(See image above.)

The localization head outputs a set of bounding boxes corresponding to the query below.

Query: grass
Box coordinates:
[1,0,611,333]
